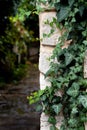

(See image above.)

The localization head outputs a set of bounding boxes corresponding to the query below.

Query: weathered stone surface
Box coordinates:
[39,45,54,74]
[56,113,64,129]
[85,122,87,130]
[40,73,51,90]
[84,50,87,78]
[39,12,61,46]
[40,113,51,130]
[40,113,63,130]
[39,6,63,130]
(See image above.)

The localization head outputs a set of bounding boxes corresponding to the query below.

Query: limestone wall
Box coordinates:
[39,6,63,130]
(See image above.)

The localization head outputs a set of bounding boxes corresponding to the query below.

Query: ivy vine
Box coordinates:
[28,0,87,130]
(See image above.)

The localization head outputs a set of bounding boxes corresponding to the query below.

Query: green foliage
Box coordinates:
[0,0,20,35]
[13,64,28,82]
[28,0,87,130]
[0,0,39,84]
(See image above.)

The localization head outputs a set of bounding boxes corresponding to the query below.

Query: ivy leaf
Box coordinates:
[48,116,56,125]
[67,83,80,97]
[78,95,87,109]
[50,125,58,130]
[52,103,62,114]
[36,104,42,112]
[57,6,71,22]
[83,40,87,46]
[55,3,61,11]
[71,107,78,114]
[79,6,85,17]
[65,52,73,66]
[68,0,75,7]
[68,118,78,127]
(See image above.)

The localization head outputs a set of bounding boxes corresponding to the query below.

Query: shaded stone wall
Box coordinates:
[39,6,63,130]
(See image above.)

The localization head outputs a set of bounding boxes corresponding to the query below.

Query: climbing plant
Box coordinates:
[28,0,87,130]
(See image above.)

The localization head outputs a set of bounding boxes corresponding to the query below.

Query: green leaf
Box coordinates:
[68,118,78,127]
[52,103,62,114]
[48,116,56,125]
[67,83,80,97]
[50,125,58,130]
[71,107,78,114]
[57,6,71,22]
[79,6,84,17]
[78,95,87,109]
[65,53,73,66]
[36,104,42,112]
[83,40,87,46]
[38,90,44,97]
[68,0,75,7]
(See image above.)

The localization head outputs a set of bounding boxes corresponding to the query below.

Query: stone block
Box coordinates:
[85,122,87,130]
[40,113,51,130]
[39,12,61,46]
[40,73,51,90]
[39,45,54,74]
[40,113,63,130]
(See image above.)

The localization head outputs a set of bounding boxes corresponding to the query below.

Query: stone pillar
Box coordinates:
[84,51,87,130]
[39,3,63,130]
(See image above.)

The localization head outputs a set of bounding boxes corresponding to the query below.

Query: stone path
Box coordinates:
[0,63,40,130]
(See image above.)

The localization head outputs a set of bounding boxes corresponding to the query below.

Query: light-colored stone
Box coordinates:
[39,6,63,130]
[40,45,54,53]
[56,112,64,129]
[39,45,54,74]
[40,113,50,130]
[40,73,51,90]
[39,12,61,46]
[84,50,87,78]
[85,122,87,130]
[40,113,63,130]
[84,52,87,130]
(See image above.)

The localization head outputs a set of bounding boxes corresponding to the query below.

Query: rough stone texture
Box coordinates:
[40,113,50,130]
[84,51,87,130]
[39,12,61,46]
[84,50,87,78]
[85,122,87,130]
[56,113,64,129]
[39,45,54,74]
[40,73,51,90]
[39,7,63,130]
[40,113,63,130]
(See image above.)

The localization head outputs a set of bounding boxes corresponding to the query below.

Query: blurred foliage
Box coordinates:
[0,0,39,84]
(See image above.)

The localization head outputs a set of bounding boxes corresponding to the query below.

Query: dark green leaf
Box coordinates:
[79,6,85,17]
[50,125,58,130]
[67,83,80,97]
[78,95,87,109]
[48,116,56,125]
[68,118,78,127]
[36,104,42,112]
[65,53,73,66]
[68,0,75,7]
[57,6,71,22]
[52,103,62,114]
